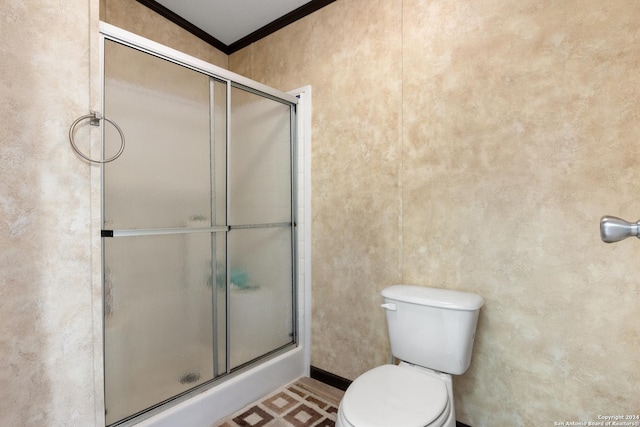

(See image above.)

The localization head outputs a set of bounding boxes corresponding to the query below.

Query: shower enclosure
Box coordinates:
[99,24,308,427]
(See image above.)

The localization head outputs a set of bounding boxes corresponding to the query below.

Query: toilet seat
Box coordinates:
[340,364,450,427]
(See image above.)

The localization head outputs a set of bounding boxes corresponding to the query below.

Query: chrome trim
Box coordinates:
[106,226,229,237]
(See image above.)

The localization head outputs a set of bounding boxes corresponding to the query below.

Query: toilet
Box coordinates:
[336,285,484,427]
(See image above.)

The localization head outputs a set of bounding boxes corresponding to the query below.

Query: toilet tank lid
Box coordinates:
[382,285,484,310]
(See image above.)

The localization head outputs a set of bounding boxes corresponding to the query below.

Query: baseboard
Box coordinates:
[309,365,352,391]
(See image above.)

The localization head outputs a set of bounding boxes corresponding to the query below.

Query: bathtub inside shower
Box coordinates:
[136,347,306,427]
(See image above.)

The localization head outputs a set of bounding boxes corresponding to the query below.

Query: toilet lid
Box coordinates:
[342,365,448,427]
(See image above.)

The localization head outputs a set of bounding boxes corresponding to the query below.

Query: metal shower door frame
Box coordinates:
[98,22,299,426]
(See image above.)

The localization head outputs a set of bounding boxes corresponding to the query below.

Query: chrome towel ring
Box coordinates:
[69,111,125,163]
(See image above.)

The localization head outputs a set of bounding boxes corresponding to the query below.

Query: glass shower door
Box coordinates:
[102,38,296,426]
[102,40,228,425]
[228,87,295,369]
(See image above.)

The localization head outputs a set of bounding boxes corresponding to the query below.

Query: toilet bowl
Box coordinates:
[336,363,455,427]
[335,285,484,427]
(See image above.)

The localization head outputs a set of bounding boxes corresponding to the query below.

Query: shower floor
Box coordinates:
[212,377,344,427]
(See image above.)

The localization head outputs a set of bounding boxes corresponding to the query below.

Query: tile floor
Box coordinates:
[212,377,344,427]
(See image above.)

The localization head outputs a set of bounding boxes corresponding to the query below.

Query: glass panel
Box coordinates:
[104,232,224,425]
[103,40,214,230]
[228,227,293,369]
[230,87,292,225]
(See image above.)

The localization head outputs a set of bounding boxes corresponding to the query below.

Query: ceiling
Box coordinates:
[137,0,336,54]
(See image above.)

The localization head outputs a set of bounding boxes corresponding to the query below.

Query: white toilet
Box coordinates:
[336,285,484,427]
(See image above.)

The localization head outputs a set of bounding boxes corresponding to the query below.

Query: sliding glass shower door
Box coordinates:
[102,39,295,426]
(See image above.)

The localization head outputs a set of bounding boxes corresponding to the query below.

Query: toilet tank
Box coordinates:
[381,285,484,375]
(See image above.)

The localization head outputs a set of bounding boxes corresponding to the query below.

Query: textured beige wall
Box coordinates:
[0,1,101,425]
[231,0,640,425]
[232,0,404,383]
[101,0,228,69]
